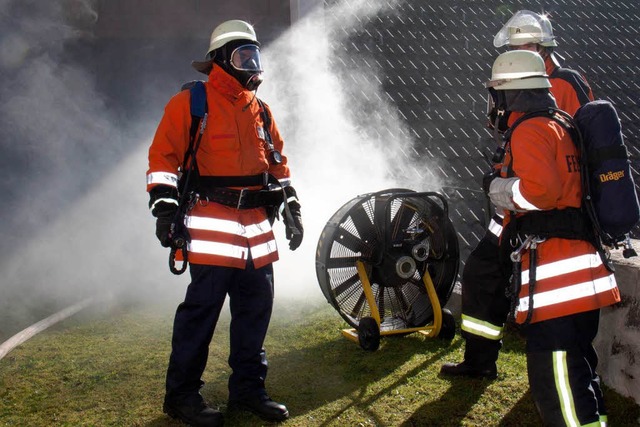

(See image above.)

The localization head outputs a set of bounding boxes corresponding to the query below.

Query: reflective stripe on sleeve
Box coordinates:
[488,218,503,237]
[278,177,292,187]
[147,172,179,187]
[511,179,541,211]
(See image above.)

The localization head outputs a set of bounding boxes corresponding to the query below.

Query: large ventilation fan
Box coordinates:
[316,189,459,350]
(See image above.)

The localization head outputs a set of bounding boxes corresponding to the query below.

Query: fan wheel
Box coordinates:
[357,317,380,351]
[316,189,459,331]
[438,308,456,341]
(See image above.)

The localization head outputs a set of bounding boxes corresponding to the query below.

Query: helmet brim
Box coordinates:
[486,76,551,90]
[191,59,214,75]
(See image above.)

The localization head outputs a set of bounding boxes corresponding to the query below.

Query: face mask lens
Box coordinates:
[230,44,263,72]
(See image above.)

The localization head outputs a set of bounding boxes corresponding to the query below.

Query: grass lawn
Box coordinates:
[1,297,638,426]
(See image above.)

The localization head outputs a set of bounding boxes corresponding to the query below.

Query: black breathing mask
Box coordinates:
[486,87,510,134]
[215,42,264,90]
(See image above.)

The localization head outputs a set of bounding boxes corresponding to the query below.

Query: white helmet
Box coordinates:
[486,50,551,90]
[192,20,259,74]
[493,10,558,48]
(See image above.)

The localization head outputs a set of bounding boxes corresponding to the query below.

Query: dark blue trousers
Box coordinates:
[165,260,274,405]
[526,309,606,426]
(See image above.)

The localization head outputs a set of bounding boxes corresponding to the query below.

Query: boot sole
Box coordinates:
[229,401,289,422]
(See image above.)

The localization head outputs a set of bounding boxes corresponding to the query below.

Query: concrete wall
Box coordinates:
[594,240,640,405]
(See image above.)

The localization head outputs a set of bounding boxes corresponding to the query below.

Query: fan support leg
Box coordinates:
[341,261,446,346]
[418,270,442,338]
[356,260,381,325]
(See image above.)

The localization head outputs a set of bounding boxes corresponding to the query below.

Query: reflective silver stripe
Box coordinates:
[521,253,603,285]
[250,240,278,259]
[488,218,503,237]
[461,314,504,340]
[517,275,617,312]
[553,351,580,427]
[211,31,255,46]
[147,172,179,187]
[150,198,178,212]
[511,179,541,211]
[186,216,272,238]
[188,239,246,259]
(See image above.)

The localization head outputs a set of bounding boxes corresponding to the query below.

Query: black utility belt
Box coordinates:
[198,187,283,209]
[510,207,593,241]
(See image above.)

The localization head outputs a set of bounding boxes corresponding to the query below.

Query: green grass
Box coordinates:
[1,298,638,426]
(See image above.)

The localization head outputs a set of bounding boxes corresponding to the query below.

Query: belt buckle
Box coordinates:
[237,188,247,210]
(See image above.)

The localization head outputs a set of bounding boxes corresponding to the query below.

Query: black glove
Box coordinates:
[282,186,303,251]
[149,185,179,248]
[155,212,175,248]
[482,168,500,194]
[283,203,303,251]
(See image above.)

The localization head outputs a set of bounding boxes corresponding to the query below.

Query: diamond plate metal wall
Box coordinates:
[327,0,640,263]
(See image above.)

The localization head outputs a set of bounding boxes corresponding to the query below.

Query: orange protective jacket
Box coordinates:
[146,65,291,269]
[501,112,619,324]
[545,56,594,116]
[488,57,595,239]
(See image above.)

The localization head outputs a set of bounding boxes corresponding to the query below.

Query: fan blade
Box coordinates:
[390,284,411,315]
[389,202,419,240]
[333,230,372,255]
[349,292,368,319]
[378,287,386,318]
[348,203,376,242]
[372,197,388,238]
[325,255,361,270]
[332,272,361,298]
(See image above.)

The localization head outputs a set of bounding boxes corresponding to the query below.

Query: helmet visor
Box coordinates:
[230,44,263,73]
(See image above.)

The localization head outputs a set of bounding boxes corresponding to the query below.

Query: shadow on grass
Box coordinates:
[401,373,492,427]
[189,315,466,426]
[139,338,464,426]
[497,391,539,427]
[310,338,464,427]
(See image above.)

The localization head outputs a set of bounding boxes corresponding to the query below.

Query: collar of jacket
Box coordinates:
[207,65,252,104]
[544,55,557,76]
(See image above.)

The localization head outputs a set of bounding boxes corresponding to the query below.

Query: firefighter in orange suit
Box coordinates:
[455,50,619,425]
[146,20,302,427]
[442,10,596,383]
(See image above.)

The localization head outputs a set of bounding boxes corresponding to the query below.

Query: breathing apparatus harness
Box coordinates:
[500,108,617,325]
[169,81,208,275]
[168,80,300,274]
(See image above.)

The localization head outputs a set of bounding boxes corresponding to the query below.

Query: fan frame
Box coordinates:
[316,189,460,348]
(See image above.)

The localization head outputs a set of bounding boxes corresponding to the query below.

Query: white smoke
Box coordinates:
[261,0,440,300]
[0,0,442,338]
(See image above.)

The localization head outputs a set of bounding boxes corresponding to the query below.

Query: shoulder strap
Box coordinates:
[180,80,207,171]
[503,108,558,142]
[255,98,275,152]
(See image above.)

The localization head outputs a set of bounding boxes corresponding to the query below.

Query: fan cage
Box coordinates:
[316,190,459,330]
